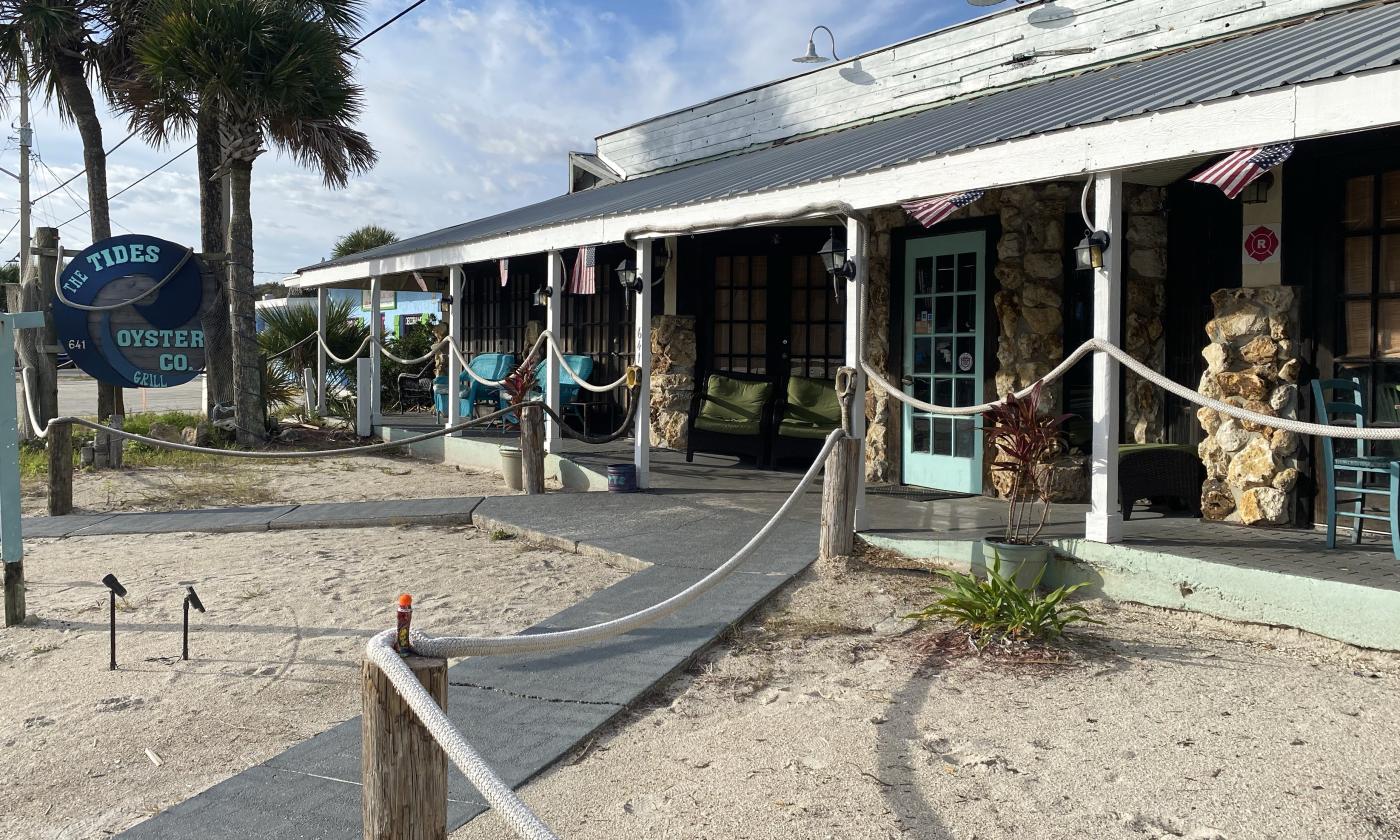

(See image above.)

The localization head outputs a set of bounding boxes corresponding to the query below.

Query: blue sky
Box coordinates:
[0,0,985,280]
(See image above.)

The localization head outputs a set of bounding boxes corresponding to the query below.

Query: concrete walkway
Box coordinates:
[111,479,821,838]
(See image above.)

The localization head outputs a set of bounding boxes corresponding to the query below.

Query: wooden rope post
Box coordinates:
[47,420,72,517]
[820,366,861,560]
[520,404,546,495]
[362,654,448,840]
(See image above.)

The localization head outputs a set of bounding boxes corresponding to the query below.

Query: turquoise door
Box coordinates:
[901,232,986,493]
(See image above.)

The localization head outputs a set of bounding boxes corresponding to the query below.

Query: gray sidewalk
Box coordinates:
[112,479,821,839]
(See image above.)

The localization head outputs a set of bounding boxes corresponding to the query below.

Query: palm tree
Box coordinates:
[0,0,124,437]
[332,224,397,258]
[126,0,376,445]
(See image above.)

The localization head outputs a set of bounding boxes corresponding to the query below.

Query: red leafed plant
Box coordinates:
[984,381,1072,546]
[500,346,543,409]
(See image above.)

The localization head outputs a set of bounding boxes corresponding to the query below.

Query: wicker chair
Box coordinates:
[1118,443,1204,521]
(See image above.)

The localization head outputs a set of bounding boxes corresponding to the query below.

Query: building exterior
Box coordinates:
[255,286,441,335]
[289,0,1400,543]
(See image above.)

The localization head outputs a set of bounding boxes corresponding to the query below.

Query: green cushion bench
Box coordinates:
[771,375,841,466]
[687,371,775,464]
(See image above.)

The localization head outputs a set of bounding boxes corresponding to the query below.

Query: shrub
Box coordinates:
[907,554,1099,645]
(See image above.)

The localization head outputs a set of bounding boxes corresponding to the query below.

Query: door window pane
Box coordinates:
[914,297,932,334]
[1379,299,1400,358]
[914,258,933,295]
[913,377,931,404]
[932,419,952,456]
[913,337,932,373]
[1345,176,1374,230]
[955,337,976,372]
[934,378,952,407]
[935,255,955,293]
[954,377,975,407]
[932,337,952,373]
[953,418,975,458]
[956,253,977,291]
[1384,171,1400,225]
[934,298,954,333]
[911,415,931,453]
[956,293,976,333]
[1382,235,1400,293]
[1346,301,1371,357]
[1345,237,1373,294]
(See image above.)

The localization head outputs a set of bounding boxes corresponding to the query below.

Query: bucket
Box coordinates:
[500,446,524,491]
[607,463,638,493]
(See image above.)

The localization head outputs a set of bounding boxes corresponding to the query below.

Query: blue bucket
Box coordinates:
[607,464,638,493]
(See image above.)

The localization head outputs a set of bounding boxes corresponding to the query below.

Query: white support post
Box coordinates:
[315,287,328,415]
[1086,170,1124,544]
[356,357,373,437]
[544,251,563,453]
[844,216,869,531]
[369,275,383,422]
[447,265,463,431]
[633,241,653,489]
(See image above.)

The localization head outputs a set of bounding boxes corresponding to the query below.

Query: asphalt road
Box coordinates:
[14,370,206,417]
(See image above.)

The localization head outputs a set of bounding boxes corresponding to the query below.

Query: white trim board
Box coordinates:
[292,65,1400,289]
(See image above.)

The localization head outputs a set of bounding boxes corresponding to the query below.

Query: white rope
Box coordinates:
[53,247,196,312]
[19,367,533,456]
[363,429,842,839]
[266,331,317,361]
[376,335,449,366]
[366,634,558,840]
[317,332,374,365]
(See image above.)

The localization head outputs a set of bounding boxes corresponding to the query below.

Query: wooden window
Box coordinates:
[709,255,768,374]
[1338,169,1400,426]
[787,254,845,380]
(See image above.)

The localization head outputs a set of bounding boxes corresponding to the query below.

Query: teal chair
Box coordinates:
[499,355,595,428]
[433,353,515,419]
[1311,378,1400,559]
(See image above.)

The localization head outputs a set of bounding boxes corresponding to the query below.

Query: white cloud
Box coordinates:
[0,0,972,278]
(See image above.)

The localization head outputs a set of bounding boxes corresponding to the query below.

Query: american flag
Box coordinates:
[901,190,985,228]
[1189,144,1294,199]
[498,258,509,287]
[570,246,597,294]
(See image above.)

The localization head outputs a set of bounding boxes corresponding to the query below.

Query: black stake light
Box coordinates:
[182,586,205,661]
[101,574,126,671]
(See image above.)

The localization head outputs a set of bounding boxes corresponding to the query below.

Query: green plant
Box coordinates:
[906,555,1099,645]
[380,315,439,405]
[489,528,515,541]
[984,381,1071,546]
[260,354,300,415]
[258,297,369,386]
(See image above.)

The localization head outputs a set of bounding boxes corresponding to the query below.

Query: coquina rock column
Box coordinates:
[1196,287,1302,525]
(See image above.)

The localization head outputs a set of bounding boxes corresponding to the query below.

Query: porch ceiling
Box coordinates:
[293,1,1400,288]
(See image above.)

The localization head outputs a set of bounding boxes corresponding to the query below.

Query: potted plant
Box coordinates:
[497,351,542,491]
[982,381,1072,588]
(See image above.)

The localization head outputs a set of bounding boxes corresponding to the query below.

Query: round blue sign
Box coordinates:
[53,235,212,389]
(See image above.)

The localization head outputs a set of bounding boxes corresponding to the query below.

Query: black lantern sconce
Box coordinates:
[1075,229,1112,271]
[615,258,643,293]
[818,229,858,281]
[1240,170,1275,205]
[182,586,205,661]
[533,285,552,308]
[101,573,127,671]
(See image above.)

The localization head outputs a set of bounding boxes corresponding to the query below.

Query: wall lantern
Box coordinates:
[533,286,552,308]
[818,230,858,281]
[1075,230,1111,271]
[1241,171,1275,205]
[615,258,644,293]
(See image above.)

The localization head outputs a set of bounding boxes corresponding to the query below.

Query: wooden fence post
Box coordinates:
[520,404,545,495]
[820,367,860,560]
[362,654,448,840]
[47,421,72,517]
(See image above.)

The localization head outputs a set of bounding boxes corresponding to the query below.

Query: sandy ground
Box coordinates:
[454,555,1400,840]
[20,452,536,516]
[0,526,629,840]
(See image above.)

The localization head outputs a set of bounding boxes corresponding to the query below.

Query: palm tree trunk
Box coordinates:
[54,51,123,465]
[227,157,264,444]
[197,108,234,415]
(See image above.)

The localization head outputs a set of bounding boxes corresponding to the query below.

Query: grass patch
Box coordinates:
[130,470,273,510]
[236,583,269,602]
[489,528,516,541]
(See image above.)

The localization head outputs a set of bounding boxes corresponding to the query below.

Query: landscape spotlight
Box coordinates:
[183,586,205,661]
[101,574,126,670]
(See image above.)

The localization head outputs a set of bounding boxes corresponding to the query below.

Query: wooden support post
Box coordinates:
[362,654,448,840]
[520,404,546,495]
[820,367,861,560]
[47,421,72,517]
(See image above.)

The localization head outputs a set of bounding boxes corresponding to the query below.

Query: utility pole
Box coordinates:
[17,60,29,284]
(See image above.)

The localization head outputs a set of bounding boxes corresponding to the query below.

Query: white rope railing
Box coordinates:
[365,428,843,839]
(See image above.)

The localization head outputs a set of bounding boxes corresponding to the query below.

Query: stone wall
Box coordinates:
[1124,185,1168,444]
[1196,287,1302,525]
[863,207,907,484]
[650,315,696,450]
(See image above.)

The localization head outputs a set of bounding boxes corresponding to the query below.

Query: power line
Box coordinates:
[53,144,193,231]
[30,131,137,204]
[351,0,429,48]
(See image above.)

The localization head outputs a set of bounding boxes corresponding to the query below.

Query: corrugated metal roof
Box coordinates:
[302,2,1400,274]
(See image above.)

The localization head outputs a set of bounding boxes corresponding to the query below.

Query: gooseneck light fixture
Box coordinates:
[182,585,205,661]
[101,573,126,671]
[1075,175,1112,271]
[793,25,839,64]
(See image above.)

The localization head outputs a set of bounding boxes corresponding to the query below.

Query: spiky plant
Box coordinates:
[983,381,1072,546]
[332,224,398,259]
